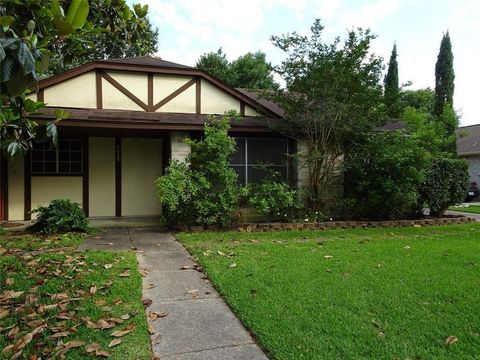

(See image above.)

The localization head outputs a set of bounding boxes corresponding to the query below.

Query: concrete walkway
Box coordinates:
[81,227,268,360]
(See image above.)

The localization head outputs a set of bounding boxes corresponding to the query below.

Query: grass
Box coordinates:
[449,204,480,214]
[178,224,480,359]
[0,233,86,252]
[0,235,151,359]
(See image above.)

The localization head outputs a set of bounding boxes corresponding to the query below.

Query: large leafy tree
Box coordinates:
[384,43,400,118]
[270,19,384,208]
[49,0,158,74]
[400,88,435,113]
[195,48,229,82]
[434,32,455,117]
[196,49,279,90]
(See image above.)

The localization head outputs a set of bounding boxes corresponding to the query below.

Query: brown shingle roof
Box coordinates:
[101,55,193,69]
[236,88,285,117]
[457,124,480,156]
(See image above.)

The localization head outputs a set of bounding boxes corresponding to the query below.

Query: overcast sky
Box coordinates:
[129,0,479,126]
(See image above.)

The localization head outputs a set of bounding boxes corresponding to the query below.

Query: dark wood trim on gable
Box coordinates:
[100,71,148,111]
[37,89,44,102]
[33,62,282,119]
[195,78,201,114]
[24,153,31,221]
[115,137,122,217]
[240,102,245,116]
[148,73,154,112]
[153,78,197,111]
[96,70,103,109]
[83,137,89,217]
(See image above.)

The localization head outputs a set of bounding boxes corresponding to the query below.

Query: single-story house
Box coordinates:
[0,56,312,221]
[457,124,480,185]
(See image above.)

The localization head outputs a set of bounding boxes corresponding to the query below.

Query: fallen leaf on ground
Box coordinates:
[324,255,333,259]
[86,343,100,353]
[151,334,162,345]
[64,340,85,348]
[104,264,113,270]
[5,278,14,286]
[148,323,156,335]
[143,283,156,290]
[108,338,122,348]
[445,336,458,345]
[118,270,130,277]
[111,329,131,337]
[142,298,153,307]
[149,311,168,321]
[180,265,193,270]
[229,263,237,268]
[95,350,111,357]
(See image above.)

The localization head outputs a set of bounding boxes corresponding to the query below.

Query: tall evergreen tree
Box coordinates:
[384,43,400,118]
[434,32,455,117]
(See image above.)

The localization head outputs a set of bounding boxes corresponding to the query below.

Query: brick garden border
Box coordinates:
[179,215,475,233]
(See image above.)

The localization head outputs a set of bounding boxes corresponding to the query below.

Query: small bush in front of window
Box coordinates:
[246,178,297,222]
[28,199,89,235]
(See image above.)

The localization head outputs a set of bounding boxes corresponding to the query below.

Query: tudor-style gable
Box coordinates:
[27,56,276,120]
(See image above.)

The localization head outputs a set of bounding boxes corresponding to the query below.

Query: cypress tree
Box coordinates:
[384,43,400,118]
[434,32,455,117]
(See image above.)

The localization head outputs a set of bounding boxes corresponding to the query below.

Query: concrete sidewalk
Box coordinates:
[81,227,268,359]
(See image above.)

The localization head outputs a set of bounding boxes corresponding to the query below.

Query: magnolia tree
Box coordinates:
[269,19,384,208]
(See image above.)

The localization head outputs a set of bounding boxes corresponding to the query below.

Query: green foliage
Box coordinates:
[344,131,428,220]
[157,114,240,227]
[403,105,458,156]
[195,48,229,82]
[400,88,435,113]
[384,43,400,118]
[0,227,6,236]
[434,32,455,117]
[196,49,279,90]
[420,158,469,216]
[0,0,90,156]
[28,199,89,235]
[48,0,158,73]
[271,19,385,208]
[245,179,297,221]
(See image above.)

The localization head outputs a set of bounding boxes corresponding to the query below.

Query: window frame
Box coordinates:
[230,137,289,185]
[31,138,84,176]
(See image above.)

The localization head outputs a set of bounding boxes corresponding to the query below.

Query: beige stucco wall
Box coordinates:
[89,137,116,217]
[121,138,163,216]
[201,79,240,114]
[297,141,310,191]
[31,177,83,212]
[7,156,25,221]
[244,105,259,117]
[102,74,144,111]
[44,72,97,108]
[170,132,191,162]
[154,75,196,113]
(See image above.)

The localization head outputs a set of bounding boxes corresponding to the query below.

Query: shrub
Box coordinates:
[28,199,89,234]
[246,179,297,221]
[343,131,428,220]
[157,114,240,227]
[420,158,469,216]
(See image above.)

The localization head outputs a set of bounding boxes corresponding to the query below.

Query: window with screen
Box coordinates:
[230,138,288,185]
[31,139,83,175]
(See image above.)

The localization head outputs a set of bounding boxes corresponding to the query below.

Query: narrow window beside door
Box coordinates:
[31,139,84,175]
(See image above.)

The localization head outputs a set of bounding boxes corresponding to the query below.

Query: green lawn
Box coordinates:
[178,224,480,359]
[449,204,480,214]
[0,233,85,252]
[0,234,151,359]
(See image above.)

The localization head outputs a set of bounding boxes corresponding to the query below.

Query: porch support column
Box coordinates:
[115,137,122,217]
